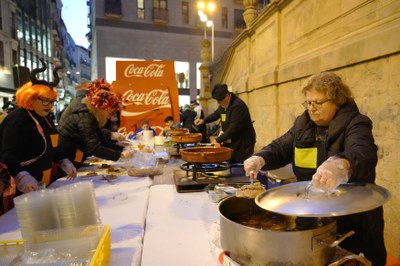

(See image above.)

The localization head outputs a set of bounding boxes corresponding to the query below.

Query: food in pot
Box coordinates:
[229,201,330,231]
[236,184,266,199]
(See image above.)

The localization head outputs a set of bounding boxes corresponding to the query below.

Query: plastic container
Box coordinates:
[0,225,110,266]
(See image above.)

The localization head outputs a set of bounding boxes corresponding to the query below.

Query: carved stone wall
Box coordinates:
[205,0,400,258]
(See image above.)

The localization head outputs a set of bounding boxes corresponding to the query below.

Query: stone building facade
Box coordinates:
[88,0,246,103]
[207,0,400,258]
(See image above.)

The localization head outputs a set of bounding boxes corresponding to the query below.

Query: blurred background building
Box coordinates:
[0,0,91,115]
[87,0,253,105]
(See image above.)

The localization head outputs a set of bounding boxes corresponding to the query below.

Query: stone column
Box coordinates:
[243,0,258,28]
[199,39,211,98]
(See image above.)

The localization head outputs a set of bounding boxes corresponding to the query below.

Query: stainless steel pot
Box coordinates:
[218,196,342,266]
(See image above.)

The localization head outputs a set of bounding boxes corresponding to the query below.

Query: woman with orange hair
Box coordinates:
[57,78,133,168]
[0,60,77,193]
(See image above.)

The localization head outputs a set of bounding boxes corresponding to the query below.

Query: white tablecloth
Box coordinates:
[141,185,220,266]
[0,175,152,266]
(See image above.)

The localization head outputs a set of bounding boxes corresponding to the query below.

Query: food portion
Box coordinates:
[236,184,266,199]
[99,174,118,182]
[85,171,99,177]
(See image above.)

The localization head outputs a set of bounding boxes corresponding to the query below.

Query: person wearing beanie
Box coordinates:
[194,83,256,163]
[57,78,133,168]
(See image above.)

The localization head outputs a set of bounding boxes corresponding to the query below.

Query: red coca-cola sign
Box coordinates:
[112,61,180,137]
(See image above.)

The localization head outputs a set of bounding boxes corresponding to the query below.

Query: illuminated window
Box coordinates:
[138,0,145,20]
[153,0,167,9]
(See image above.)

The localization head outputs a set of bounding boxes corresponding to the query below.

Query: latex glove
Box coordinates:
[15,171,38,193]
[111,132,126,141]
[120,149,134,159]
[60,158,77,180]
[311,156,350,192]
[194,119,204,126]
[243,156,266,176]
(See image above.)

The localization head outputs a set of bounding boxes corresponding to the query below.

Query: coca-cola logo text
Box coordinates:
[122,89,170,106]
[124,63,165,78]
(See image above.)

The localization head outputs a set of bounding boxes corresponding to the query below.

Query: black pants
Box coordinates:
[337,206,386,266]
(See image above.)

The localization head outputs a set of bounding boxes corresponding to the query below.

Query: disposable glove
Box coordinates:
[111,132,126,141]
[243,156,266,177]
[311,156,350,192]
[15,171,38,193]
[120,149,134,159]
[60,158,77,180]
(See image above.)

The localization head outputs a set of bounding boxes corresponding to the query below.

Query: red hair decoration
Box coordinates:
[88,89,122,112]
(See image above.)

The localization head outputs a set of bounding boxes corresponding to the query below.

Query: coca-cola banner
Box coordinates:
[112,61,180,137]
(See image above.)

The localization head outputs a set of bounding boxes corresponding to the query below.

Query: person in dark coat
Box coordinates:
[194,84,256,163]
[0,60,77,193]
[190,100,208,142]
[57,78,133,168]
[180,104,197,133]
[244,72,386,265]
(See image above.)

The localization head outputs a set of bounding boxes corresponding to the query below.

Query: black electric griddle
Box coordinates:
[174,164,250,193]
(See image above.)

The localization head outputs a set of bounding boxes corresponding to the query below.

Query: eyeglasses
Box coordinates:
[38,98,57,106]
[302,99,332,109]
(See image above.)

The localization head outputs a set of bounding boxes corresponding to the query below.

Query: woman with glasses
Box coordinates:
[0,60,77,194]
[244,72,385,265]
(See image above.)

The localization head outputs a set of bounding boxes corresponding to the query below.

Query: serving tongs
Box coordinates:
[236,171,266,199]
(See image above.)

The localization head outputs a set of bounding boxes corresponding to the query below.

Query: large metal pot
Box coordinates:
[218,196,338,266]
[180,146,232,163]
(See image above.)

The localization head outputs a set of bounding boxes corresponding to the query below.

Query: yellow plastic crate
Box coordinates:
[0,225,110,266]
[90,224,111,266]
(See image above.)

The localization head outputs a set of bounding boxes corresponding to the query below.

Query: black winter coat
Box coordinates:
[255,102,386,265]
[0,108,62,183]
[57,92,123,166]
[204,93,256,163]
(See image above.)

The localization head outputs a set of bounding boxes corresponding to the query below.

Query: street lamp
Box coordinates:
[206,20,214,62]
[197,1,215,61]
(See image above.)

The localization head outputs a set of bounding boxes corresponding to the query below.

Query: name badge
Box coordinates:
[221,114,226,122]
[294,147,318,169]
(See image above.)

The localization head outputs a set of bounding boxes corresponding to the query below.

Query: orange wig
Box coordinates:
[16,82,58,110]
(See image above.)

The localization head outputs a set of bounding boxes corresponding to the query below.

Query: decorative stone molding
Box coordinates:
[243,0,258,27]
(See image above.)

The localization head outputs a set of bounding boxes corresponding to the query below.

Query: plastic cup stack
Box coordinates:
[13,181,101,241]
[55,181,101,228]
[13,189,60,241]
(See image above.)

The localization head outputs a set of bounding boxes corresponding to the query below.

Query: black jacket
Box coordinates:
[57,91,123,165]
[204,93,256,163]
[255,102,385,265]
[0,108,62,180]
[180,109,197,133]
[256,102,377,183]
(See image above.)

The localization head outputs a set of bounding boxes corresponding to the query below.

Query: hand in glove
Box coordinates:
[311,156,351,192]
[243,156,266,177]
[15,171,38,193]
[60,158,77,180]
[120,149,134,159]
[111,132,126,141]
